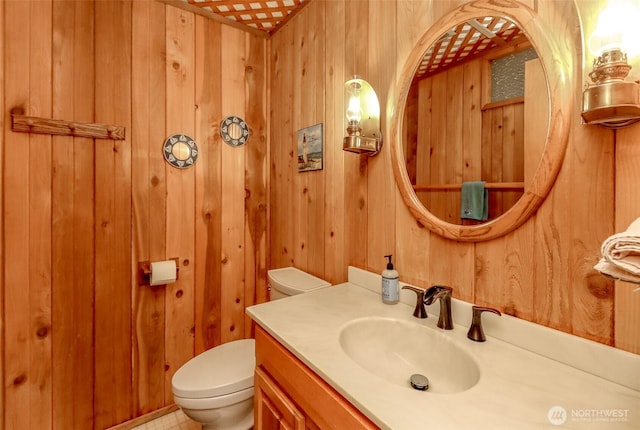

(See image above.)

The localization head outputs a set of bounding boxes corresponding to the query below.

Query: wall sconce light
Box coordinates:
[581,2,640,128]
[343,77,382,155]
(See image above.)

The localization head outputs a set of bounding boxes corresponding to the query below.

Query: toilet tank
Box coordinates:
[267,267,331,300]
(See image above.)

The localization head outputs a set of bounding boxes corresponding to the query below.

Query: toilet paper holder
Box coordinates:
[138,257,180,286]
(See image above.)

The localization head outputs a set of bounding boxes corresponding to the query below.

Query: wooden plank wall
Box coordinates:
[1,0,638,428]
[1,1,267,428]
[408,56,526,223]
[269,0,640,356]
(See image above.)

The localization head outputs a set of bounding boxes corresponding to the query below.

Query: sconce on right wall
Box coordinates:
[581,1,640,128]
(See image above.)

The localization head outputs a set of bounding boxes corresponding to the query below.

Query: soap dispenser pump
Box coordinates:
[382,255,399,304]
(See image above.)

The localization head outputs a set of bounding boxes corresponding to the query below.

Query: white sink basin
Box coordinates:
[339,317,480,394]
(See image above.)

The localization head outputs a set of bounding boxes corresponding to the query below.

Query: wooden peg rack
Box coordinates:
[11,112,125,140]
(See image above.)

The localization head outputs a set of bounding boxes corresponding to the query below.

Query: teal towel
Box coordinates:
[460,181,488,221]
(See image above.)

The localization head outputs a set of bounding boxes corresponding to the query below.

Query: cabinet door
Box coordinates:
[255,366,305,430]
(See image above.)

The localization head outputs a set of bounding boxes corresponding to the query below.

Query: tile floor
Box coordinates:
[132,409,201,430]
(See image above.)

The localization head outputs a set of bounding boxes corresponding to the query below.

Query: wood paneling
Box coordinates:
[269,0,639,356]
[94,1,134,426]
[4,2,44,429]
[163,4,195,406]
[323,0,347,283]
[194,14,222,353]
[51,0,96,428]
[409,57,527,223]
[614,124,640,351]
[0,0,4,424]
[219,25,247,344]
[1,1,267,428]
[366,0,396,273]
[343,0,369,272]
[131,0,167,416]
[2,0,638,428]
[243,30,269,335]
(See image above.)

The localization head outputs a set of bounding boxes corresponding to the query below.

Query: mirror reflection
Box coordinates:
[402,16,549,226]
[172,142,192,161]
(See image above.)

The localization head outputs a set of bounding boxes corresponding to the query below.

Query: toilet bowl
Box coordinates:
[172,339,255,430]
[171,267,330,429]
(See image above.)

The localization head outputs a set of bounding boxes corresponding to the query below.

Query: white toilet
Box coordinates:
[171,267,330,429]
[267,266,331,300]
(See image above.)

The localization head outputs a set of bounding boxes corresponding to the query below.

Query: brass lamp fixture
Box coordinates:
[582,2,640,128]
[343,77,382,155]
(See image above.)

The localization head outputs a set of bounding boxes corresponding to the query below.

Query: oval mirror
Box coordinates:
[390,0,573,241]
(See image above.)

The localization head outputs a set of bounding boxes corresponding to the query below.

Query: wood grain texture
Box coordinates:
[2,1,268,427]
[303,2,326,279]
[4,2,37,429]
[94,0,134,427]
[2,1,639,428]
[132,0,167,415]
[255,326,378,430]
[393,0,435,289]
[164,4,196,403]
[0,0,4,424]
[366,0,397,274]
[343,0,369,271]
[194,16,223,352]
[268,0,639,355]
[269,16,295,271]
[243,31,269,330]
[11,114,125,140]
[28,3,54,430]
[51,0,96,428]
[323,0,347,283]
[220,25,247,343]
[291,7,311,273]
[255,367,306,429]
[614,124,640,352]
[390,0,574,242]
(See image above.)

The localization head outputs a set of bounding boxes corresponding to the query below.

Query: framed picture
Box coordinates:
[297,123,323,172]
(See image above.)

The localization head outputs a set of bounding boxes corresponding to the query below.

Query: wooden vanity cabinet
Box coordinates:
[254,325,378,430]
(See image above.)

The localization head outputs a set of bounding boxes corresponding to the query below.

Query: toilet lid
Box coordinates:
[268,267,331,296]
[172,339,255,399]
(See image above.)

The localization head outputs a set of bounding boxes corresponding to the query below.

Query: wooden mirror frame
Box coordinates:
[390,0,574,242]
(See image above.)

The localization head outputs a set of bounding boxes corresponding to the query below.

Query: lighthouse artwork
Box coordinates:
[297,123,323,172]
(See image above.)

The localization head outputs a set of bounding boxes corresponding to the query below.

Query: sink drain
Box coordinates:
[410,373,429,391]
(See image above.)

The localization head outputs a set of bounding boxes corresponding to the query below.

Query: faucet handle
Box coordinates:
[401,285,427,319]
[467,306,501,342]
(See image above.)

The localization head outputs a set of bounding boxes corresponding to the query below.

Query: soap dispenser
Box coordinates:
[382,255,399,304]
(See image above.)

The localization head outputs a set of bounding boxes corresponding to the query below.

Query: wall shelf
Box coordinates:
[413,182,524,192]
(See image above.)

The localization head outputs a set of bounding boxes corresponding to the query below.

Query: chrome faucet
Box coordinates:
[402,285,454,330]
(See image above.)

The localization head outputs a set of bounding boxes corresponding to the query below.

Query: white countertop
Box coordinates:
[247,267,640,429]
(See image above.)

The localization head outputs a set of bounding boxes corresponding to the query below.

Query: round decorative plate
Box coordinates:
[220,116,250,147]
[163,134,198,169]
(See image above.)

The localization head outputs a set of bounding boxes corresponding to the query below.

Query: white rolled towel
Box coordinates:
[601,217,640,271]
[594,258,640,284]
[594,217,640,284]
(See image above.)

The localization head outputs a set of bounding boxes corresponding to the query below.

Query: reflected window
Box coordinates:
[490,48,538,102]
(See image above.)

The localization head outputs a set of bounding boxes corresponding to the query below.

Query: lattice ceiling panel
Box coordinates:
[186,0,305,32]
[414,17,525,80]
